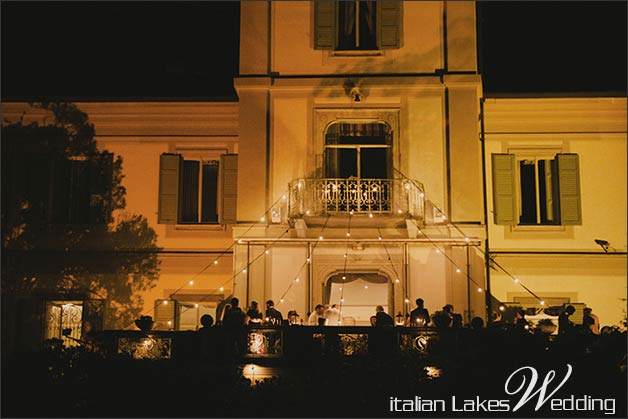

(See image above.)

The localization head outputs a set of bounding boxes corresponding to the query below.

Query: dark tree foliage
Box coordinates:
[1,102,160,328]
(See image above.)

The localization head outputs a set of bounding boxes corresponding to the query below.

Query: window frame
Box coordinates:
[175,148,227,228]
[510,148,562,226]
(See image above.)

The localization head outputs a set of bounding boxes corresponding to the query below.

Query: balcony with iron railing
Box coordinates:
[288,178,425,226]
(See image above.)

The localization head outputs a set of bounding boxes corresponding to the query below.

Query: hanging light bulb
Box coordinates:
[282,194,287,200]
[540,300,546,306]
[280,298,284,303]
[238,239,243,244]
[513,277,520,284]
[455,268,461,273]
[194,303,199,308]
[419,192,425,198]
[346,232,350,237]
[342,276,346,280]
[265,250,270,255]
[319,236,324,240]
[395,278,400,283]
[260,216,266,222]
[364,285,368,289]
[397,209,403,214]
[349,210,354,215]
[163,300,168,305]
[464,237,470,242]
[477,288,482,292]
[435,249,440,254]
[378,236,382,240]
[344,254,347,258]
[369,213,373,218]
[189,280,194,286]
[305,210,311,215]
[242,268,247,273]
[219,287,224,292]
[306,258,311,263]
[295,278,300,283]
[404,298,410,303]
[340,298,344,302]
[214,260,219,265]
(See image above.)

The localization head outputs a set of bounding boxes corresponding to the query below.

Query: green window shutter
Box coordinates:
[491,154,517,225]
[314,1,336,49]
[154,299,176,330]
[377,1,402,49]
[158,153,183,224]
[220,154,238,225]
[556,153,582,225]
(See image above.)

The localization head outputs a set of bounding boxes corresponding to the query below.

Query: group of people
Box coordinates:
[204,298,602,335]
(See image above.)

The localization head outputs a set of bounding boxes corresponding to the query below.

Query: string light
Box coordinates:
[242,268,247,273]
[395,278,400,283]
[265,250,270,255]
[305,210,311,215]
[214,260,219,265]
[513,277,520,284]
[369,213,373,218]
[464,237,470,242]
[163,300,168,305]
[306,258,311,263]
[219,287,224,292]
[295,278,300,283]
[477,287,483,293]
[346,232,350,237]
[435,249,440,254]
[238,239,243,244]
[404,298,410,303]
[189,280,194,286]
[456,268,461,273]
[364,285,368,289]
[260,216,266,222]
[499,305,505,312]
[194,304,198,308]
[319,236,324,240]
[342,276,346,280]
[378,236,382,240]
[540,300,545,306]
[280,298,284,303]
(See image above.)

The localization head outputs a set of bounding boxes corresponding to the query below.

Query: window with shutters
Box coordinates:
[315,1,402,51]
[491,152,582,226]
[158,151,238,226]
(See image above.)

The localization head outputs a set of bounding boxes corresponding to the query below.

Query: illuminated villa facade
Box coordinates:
[2,1,626,347]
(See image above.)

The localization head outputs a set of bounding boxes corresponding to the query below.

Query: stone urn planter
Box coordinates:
[135,315,154,332]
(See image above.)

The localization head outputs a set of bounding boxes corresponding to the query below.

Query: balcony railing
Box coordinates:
[289,178,425,220]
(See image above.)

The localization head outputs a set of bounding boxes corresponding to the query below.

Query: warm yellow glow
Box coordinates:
[163,300,168,305]
[404,298,410,303]
[260,216,266,222]
[369,213,373,218]
[513,277,520,284]
[477,288,482,293]
[395,278,400,283]
[295,278,300,283]
[214,260,218,265]
[219,287,224,292]
[189,280,194,286]
[456,268,461,273]
[319,236,323,240]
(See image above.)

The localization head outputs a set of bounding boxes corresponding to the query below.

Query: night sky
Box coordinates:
[1,1,626,101]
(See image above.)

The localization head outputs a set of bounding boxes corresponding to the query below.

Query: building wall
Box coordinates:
[484,97,627,326]
[2,102,241,327]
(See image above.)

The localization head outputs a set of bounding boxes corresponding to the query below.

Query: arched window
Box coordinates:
[324,122,392,179]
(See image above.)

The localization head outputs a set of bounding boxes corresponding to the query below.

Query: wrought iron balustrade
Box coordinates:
[288,178,425,220]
